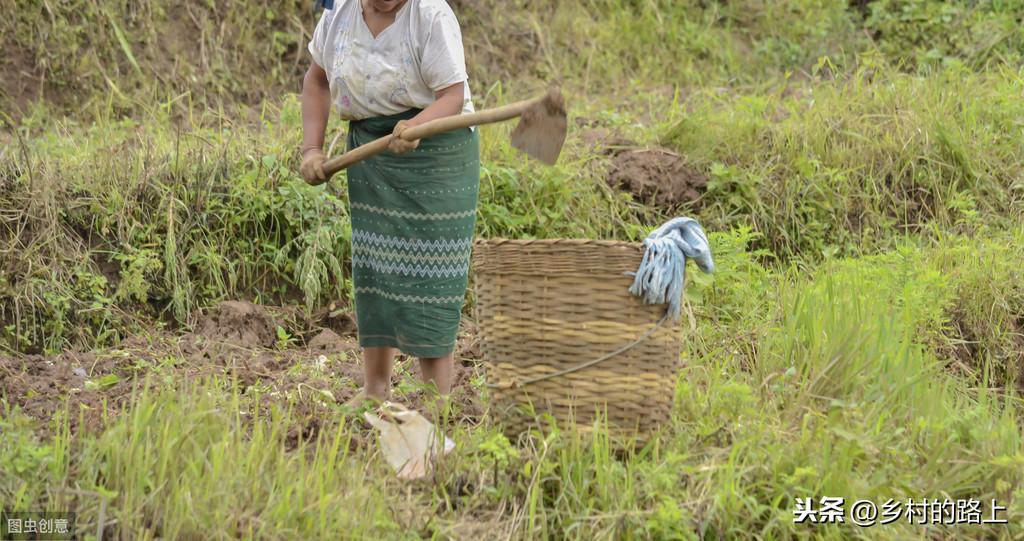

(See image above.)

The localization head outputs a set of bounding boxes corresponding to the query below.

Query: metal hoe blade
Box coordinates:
[510,88,568,165]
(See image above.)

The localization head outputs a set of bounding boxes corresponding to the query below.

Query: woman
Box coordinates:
[299,0,478,403]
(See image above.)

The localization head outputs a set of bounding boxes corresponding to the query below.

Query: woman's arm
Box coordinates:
[411,82,465,125]
[388,81,465,154]
[300,62,332,182]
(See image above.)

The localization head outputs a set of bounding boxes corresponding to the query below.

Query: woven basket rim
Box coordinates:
[474,238,641,247]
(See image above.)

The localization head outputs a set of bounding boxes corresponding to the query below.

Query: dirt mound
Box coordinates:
[307,328,350,352]
[607,147,708,210]
[323,311,358,338]
[195,301,278,348]
[575,115,708,210]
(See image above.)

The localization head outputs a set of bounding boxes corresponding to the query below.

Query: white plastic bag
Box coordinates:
[363,402,455,480]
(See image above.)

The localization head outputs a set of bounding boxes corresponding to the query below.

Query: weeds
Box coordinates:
[3,251,1022,537]
[2,0,1024,538]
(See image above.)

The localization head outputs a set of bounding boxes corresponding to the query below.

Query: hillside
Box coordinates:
[1,1,1023,538]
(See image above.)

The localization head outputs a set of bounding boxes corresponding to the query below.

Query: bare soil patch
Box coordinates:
[0,301,486,442]
[0,47,45,116]
[607,147,708,210]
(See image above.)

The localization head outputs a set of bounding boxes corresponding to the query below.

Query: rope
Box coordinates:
[486,311,670,389]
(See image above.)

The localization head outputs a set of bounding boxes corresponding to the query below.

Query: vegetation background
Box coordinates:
[1,0,1023,538]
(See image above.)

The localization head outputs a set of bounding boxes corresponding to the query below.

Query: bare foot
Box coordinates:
[344,389,384,410]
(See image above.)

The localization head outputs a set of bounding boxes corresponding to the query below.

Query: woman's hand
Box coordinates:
[300,148,327,184]
[388,120,421,155]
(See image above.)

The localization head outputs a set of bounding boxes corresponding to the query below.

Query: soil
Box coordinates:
[162,5,202,61]
[0,47,44,116]
[0,301,486,443]
[195,300,279,348]
[577,118,708,210]
[607,146,708,211]
[307,328,346,352]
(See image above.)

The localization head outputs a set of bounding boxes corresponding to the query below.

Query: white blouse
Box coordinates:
[308,0,474,120]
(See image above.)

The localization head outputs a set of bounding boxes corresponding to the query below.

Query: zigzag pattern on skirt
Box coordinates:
[355,286,465,305]
[353,245,472,264]
[352,229,474,254]
[353,255,470,278]
[352,201,476,221]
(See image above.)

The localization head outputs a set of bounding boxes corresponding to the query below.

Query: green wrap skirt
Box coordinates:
[346,109,480,358]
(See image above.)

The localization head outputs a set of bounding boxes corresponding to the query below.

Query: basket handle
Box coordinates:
[486,311,671,390]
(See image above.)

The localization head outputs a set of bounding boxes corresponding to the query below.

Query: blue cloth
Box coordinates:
[316,0,334,10]
[628,217,714,320]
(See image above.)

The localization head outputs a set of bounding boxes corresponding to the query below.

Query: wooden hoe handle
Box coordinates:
[321,94,546,178]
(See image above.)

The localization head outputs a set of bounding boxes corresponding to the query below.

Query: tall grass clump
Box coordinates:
[862,0,1024,70]
[1,100,352,352]
[36,382,402,538]
[667,253,1024,538]
[1,92,646,353]
[662,64,1024,259]
[927,228,1024,388]
[2,0,313,119]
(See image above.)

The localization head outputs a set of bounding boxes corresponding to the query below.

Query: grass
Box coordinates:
[659,64,1024,258]
[5,66,1023,355]
[3,236,1023,538]
[3,0,1024,538]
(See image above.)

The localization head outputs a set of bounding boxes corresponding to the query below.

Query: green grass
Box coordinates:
[3,236,1023,538]
[3,0,1024,538]
[5,65,1024,354]
[0,95,649,352]
[659,64,1024,258]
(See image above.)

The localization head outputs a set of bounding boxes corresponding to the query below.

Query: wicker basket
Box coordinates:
[472,239,683,438]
